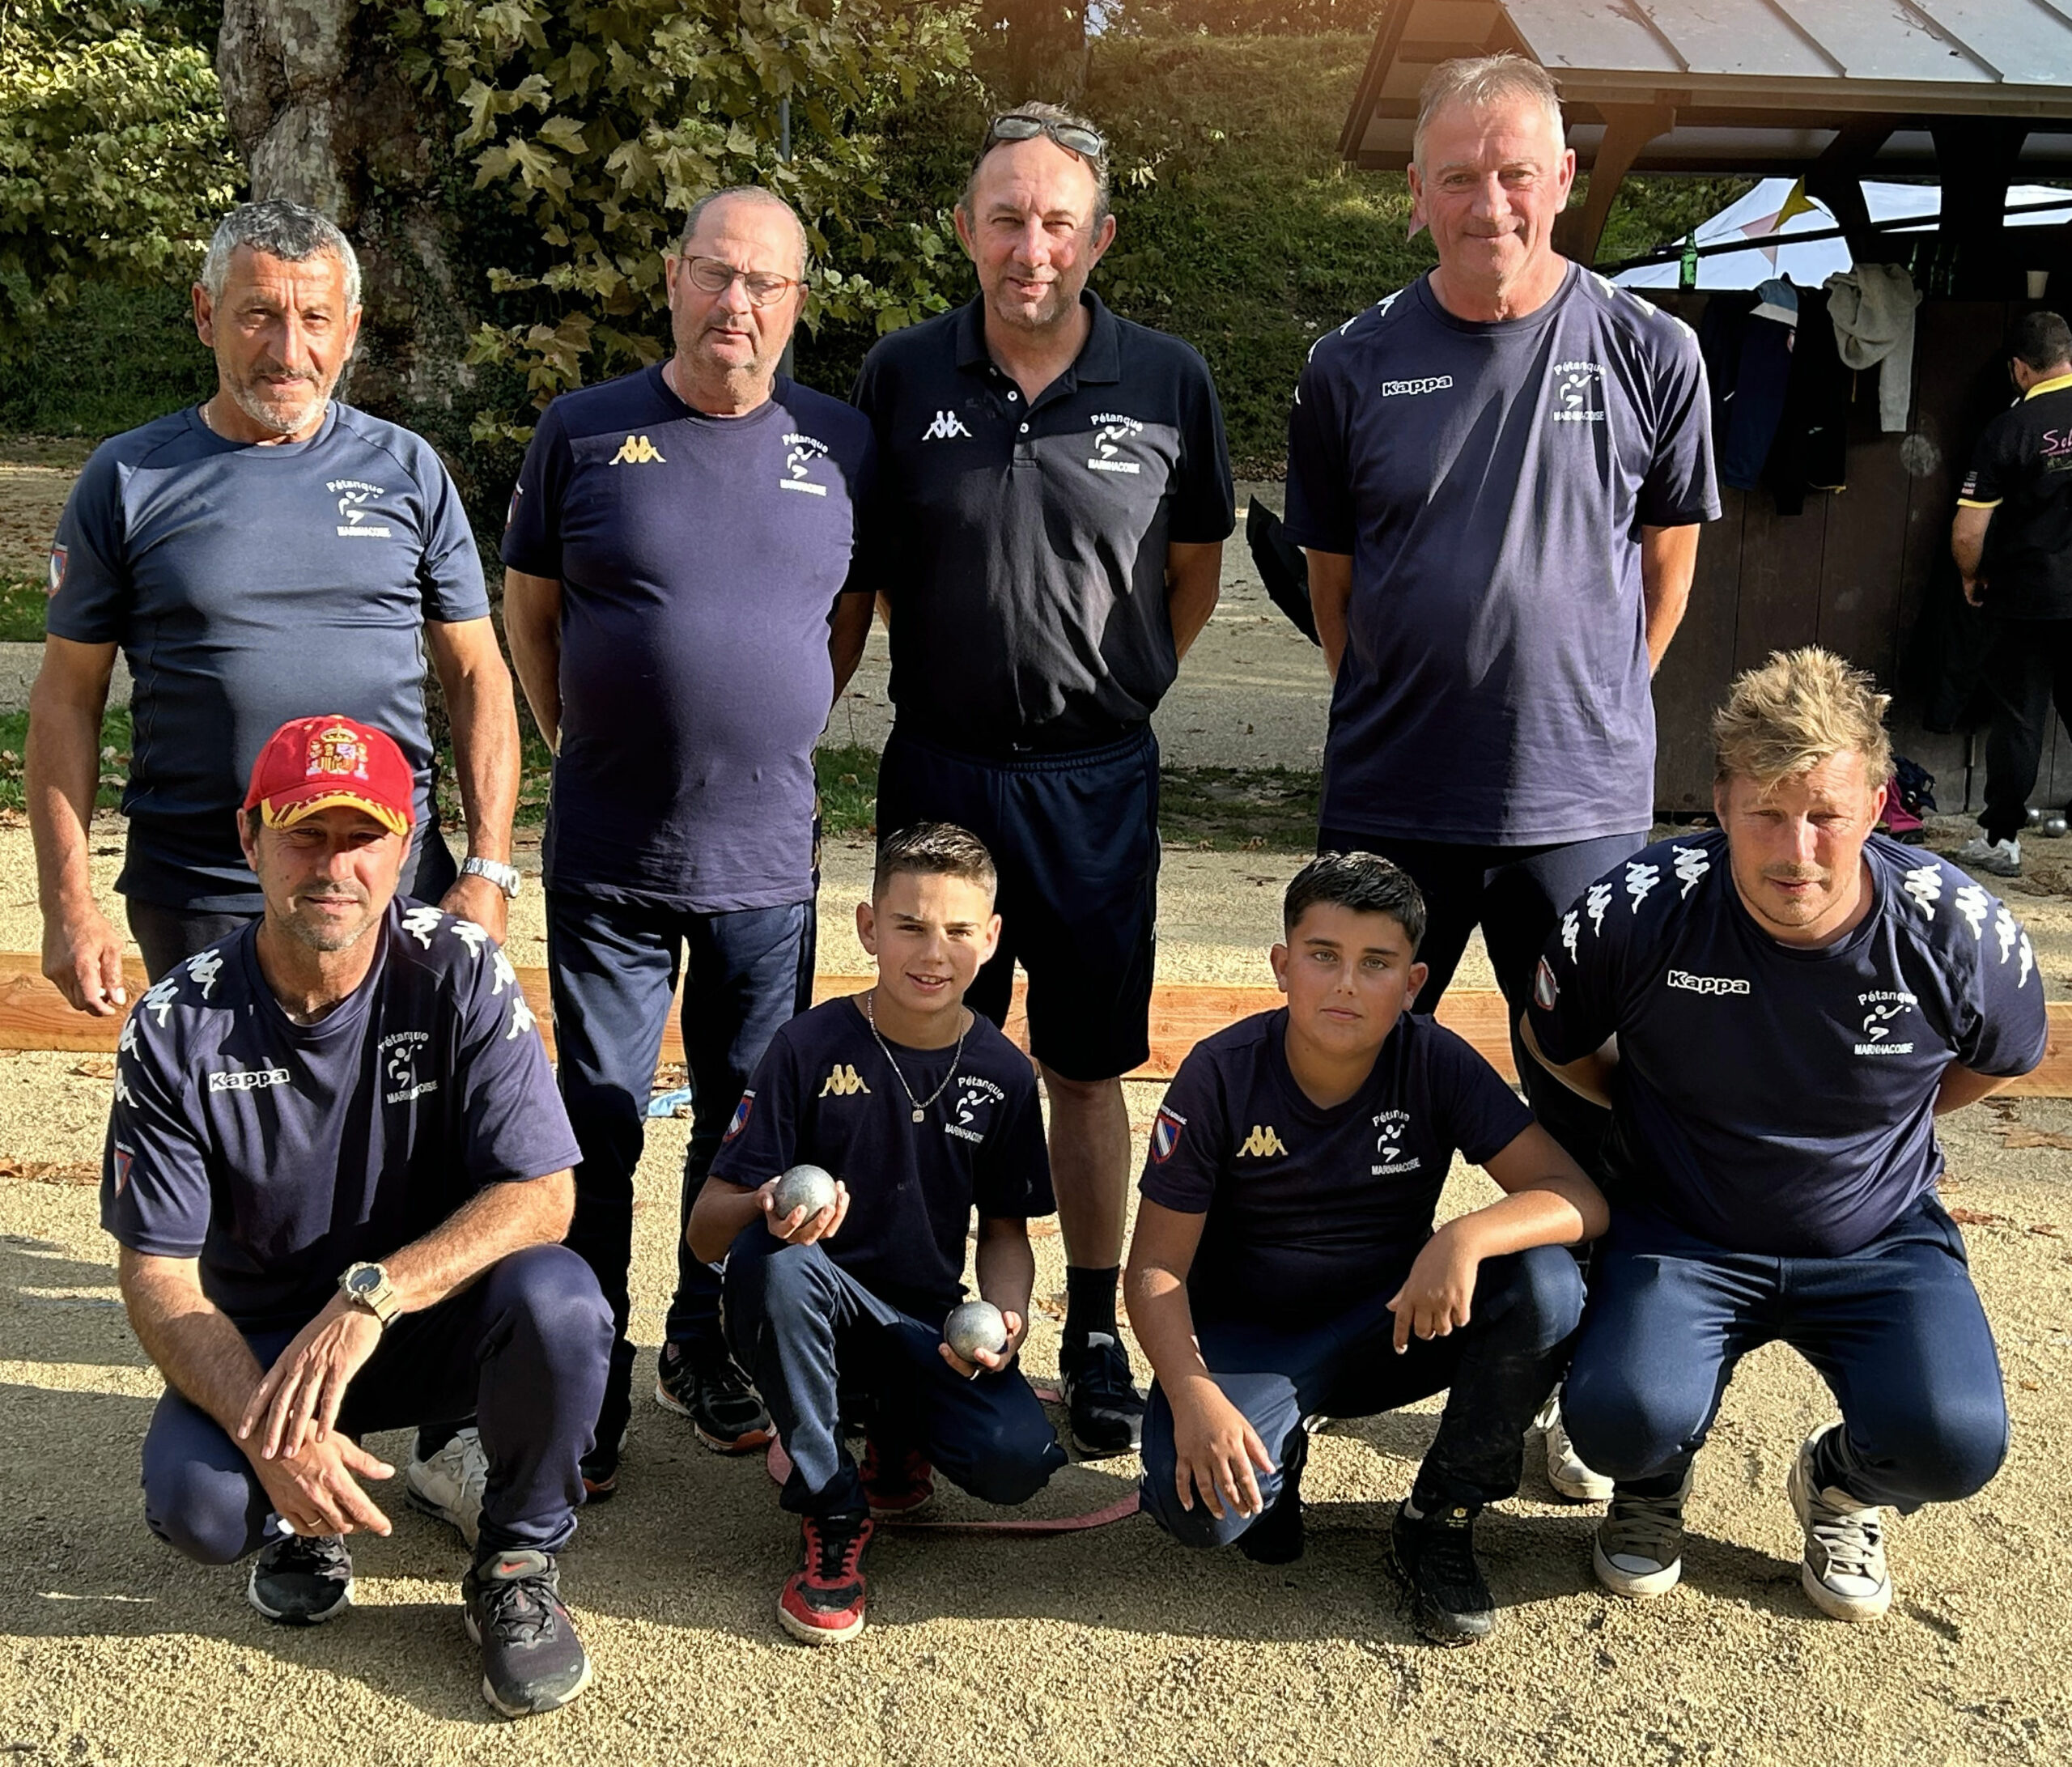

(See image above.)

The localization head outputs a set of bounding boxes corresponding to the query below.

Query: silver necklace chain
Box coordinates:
[861,990,969,1123]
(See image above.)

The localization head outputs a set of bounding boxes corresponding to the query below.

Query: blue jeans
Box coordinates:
[141,1245,610,1561]
[547,889,815,1453]
[1139,1247,1585,1548]
[722,1227,1067,1519]
[1561,1196,2009,1513]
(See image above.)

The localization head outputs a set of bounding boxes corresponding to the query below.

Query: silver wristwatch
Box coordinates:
[461,856,523,899]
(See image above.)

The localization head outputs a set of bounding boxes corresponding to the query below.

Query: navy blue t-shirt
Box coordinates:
[1284,265,1718,845]
[1527,831,2048,1256]
[502,368,874,913]
[1140,1008,1533,1328]
[49,403,490,912]
[707,997,1054,1319]
[100,902,580,1332]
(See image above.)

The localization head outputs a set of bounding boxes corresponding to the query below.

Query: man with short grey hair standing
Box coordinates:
[32,198,522,996]
[1284,53,1717,1495]
[502,185,877,1497]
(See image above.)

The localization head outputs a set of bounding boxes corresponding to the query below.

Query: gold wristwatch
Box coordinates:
[338,1261,401,1327]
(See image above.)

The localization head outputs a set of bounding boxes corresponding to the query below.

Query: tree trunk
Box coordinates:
[215,0,475,435]
[979,0,1088,104]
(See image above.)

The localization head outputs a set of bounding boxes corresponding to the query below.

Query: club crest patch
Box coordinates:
[112,1144,134,1195]
[306,722,372,781]
[46,543,66,597]
[723,1091,754,1142]
[1533,955,1559,1011]
[1151,1106,1186,1164]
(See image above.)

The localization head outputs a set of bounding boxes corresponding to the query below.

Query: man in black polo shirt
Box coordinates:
[852,104,1235,1455]
[1952,309,2072,879]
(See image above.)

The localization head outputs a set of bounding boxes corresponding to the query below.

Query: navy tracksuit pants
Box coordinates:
[1562,1197,2009,1513]
[722,1226,1067,1519]
[141,1245,610,1562]
[1139,1246,1584,1548]
[548,889,815,1453]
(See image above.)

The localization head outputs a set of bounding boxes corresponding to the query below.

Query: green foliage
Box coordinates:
[0,2,240,355]
[0,705,130,810]
[0,275,213,434]
[1591,174,1758,270]
[385,0,981,440]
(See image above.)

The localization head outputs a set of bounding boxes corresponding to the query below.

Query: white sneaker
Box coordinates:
[1787,1427,1892,1622]
[1535,1391,1614,1502]
[405,1425,486,1547]
[1592,1468,1693,1598]
[1955,834,2021,877]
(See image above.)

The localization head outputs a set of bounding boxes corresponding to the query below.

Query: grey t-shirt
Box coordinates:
[1284,265,1718,846]
[49,403,488,911]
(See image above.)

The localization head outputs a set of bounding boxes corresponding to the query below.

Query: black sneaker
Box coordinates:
[462,1548,592,1718]
[1389,1500,1495,1646]
[655,1340,775,1454]
[1059,1331,1144,1458]
[1239,1428,1308,1565]
[247,1530,354,1625]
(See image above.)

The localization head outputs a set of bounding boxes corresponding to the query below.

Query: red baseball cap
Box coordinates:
[242,715,416,838]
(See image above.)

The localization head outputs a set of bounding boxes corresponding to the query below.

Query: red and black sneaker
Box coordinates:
[777,1511,874,1646]
[860,1438,935,1519]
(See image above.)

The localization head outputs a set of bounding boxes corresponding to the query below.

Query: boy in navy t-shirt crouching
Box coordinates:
[688,823,1066,1646]
[1126,853,1608,1645]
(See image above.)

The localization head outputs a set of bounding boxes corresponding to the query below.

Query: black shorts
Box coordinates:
[876,726,1158,1081]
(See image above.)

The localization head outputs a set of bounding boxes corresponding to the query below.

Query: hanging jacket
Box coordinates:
[1825,264,1921,431]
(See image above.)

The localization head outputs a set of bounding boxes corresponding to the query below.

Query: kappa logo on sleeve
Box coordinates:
[1150,1105,1186,1163]
[724,1092,754,1142]
[46,543,66,597]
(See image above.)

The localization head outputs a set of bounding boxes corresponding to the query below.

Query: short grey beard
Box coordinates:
[279,903,376,954]
[225,372,329,438]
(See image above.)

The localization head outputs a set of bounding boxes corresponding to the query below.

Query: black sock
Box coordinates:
[1064,1264,1119,1341]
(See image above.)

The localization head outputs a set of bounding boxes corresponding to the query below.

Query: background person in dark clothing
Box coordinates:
[1952,310,2072,879]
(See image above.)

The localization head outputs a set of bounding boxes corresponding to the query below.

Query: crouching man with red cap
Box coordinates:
[100,714,609,1718]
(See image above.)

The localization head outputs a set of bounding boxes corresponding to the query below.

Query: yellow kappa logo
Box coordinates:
[609,435,666,465]
[1237,1124,1288,1157]
[819,1064,872,1098]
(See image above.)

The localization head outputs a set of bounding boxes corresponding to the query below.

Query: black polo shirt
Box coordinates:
[1960,372,2072,620]
[851,292,1234,752]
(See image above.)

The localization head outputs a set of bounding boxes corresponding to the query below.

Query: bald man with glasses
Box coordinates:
[502,186,878,1499]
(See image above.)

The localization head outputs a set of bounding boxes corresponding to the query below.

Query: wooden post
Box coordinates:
[1555,104,1675,268]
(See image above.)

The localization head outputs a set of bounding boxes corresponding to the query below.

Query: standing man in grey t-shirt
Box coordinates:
[31,200,522,1009]
[1283,55,1717,1493]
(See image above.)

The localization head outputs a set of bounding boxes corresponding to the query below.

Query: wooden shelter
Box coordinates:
[1340,2,2072,812]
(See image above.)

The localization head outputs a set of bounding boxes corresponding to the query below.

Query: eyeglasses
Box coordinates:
[674,254,805,308]
[982,113,1107,166]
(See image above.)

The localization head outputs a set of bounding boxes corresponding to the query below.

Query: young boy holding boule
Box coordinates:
[1126,852,1608,1645]
[687,822,1066,1646]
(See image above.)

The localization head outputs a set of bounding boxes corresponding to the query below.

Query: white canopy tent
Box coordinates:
[1616,178,2072,290]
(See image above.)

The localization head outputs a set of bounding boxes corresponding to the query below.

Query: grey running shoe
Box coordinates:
[1059,1331,1145,1457]
[1593,1470,1694,1598]
[248,1530,354,1625]
[405,1425,486,1547]
[1787,1427,1892,1621]
[1955,834,2021,877]
[463,1548,593,1717]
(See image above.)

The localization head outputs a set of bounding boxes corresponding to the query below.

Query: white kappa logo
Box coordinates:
[921,410,972,441]
[209,1065,291,1093]
[1380,376,1453,397]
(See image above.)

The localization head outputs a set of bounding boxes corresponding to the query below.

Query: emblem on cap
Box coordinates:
[306,723,372,783]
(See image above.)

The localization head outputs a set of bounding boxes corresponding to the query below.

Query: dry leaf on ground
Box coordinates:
[0,1157,97,1184]
[2001,1128,2072,1150]
[1949,1207,2010,1226]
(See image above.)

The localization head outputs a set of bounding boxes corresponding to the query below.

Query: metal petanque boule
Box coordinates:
[771,1162,838,1218]
[943,1298,1009,1363]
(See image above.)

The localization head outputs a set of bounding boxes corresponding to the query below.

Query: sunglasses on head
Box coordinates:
[982,113,1107,164]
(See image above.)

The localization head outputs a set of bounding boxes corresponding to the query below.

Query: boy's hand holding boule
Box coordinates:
[938,1299,1028,1380]
[760,1175,850,1246]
